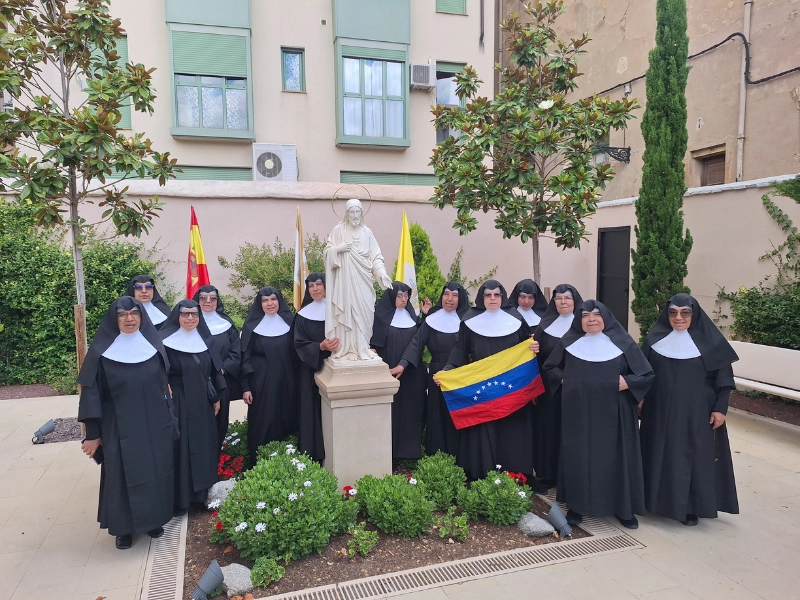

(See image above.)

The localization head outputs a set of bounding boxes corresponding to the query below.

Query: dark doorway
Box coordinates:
[597,227,631,330]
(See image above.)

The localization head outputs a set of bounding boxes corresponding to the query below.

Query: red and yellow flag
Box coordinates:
[186,206,210,298]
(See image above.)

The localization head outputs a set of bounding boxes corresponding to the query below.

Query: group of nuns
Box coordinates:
[78,272,739,550]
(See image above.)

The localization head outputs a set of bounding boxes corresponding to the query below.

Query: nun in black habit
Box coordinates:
[439,280,539,480]
[160,299,225,511]
[193,285,243,448]
[293,273,332,462]
[509,279,549,329]
[543,300,653,529]
[532,284,584,487]
[394,282,469,456]
[372,282,426,460]
[125,274,171,330]
[640,294,739,525]
[241,287,298,466]
[78,296,176,550]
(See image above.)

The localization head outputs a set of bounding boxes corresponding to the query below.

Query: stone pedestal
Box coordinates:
[314,357,399,488]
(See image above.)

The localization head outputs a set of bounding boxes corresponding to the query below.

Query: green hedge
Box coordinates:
[721,281,800,350]
[0,201,163,385]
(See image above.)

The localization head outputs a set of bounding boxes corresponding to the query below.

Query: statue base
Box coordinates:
[315,357,399,488]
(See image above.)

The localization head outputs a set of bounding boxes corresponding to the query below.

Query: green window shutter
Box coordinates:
[172,31,248,77]
[340,45,405,62]
[117,36,132,129]
[340,172,438,186]
[175,166,252,180]
[436,0,467,15]
[436,62,466,74]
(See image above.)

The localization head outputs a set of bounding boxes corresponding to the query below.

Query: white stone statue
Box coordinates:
[324,199,393,360]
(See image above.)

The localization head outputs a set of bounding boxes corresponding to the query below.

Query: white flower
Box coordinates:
[234,522,248,532]
[290,458,300,465]
[270,452,278,457]
[256,501,266,509]
[299,492,304,497]
[349,489,358,496]
[296,463,306,472]
[286,444,295,449]
[286,447,296,455]
[518,491,527,498]
[231,438,240,446]
[409,478,418,485]
[494,479,502,485]
[273,507,280,515]
[207,499,221,509]
[538,99,555,110]
[288,493,298,501]
[304,480,312,487]
[255,522,266,533]
[496,464,502,470]
[230,432,239,437]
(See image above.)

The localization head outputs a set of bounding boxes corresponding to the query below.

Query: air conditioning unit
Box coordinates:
[252,144,298,181]
[409,63,435,91]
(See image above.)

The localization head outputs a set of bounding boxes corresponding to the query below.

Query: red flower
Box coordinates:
[215,521,224,531]
[223,468,235,479]
[210,511,219,518]
[220,453,231,463]
[406,475,412,481]
[517,473,528,484]
[342,485,353,495]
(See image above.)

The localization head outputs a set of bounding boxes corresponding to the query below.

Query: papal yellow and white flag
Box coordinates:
[394,210,419,313]
[292,206,309,311]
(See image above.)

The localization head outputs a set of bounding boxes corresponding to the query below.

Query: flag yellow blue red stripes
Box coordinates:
[186,205,210,298]
[436,340,544,429]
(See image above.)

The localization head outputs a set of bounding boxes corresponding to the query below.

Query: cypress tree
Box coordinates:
[409,223,446,304]
[631,0,694,339]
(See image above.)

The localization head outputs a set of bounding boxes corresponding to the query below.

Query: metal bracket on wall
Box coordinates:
[595,145,632,163]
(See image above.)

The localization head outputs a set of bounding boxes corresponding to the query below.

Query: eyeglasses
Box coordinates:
[179,311,200,319]
[116,310,141,319]
[668,309,692,318]
[483,292,502,298]
[133,284,154,291]
[198,294,218,302]
[396,292,409,299]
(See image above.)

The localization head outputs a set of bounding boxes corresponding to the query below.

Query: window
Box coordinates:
[436,0,467,15]
[342,57,404,138]
[435,62,466,143]
[340,171,438,186]
[175,75,248,129]
[116,36,131,129]
[169,27,254,139]
[282,48,305,92]
[700,153,725,186]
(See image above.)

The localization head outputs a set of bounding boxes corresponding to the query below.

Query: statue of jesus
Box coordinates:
[324,199,393,361]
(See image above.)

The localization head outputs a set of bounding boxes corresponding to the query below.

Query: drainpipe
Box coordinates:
[736,0,754,181]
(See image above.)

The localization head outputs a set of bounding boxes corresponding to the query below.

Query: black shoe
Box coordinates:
[566,509,583,526]
[115,534,132,550]
[681,514,698,526]
[173,508,187,517]
[148,527,164,538]
[617,515,639,530]
[530,479,548,494]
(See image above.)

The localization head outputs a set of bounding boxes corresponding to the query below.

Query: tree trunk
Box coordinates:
[69,168,88,374]
[532,231,541,284]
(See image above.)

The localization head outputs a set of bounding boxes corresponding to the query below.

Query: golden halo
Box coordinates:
[331,184,373,220]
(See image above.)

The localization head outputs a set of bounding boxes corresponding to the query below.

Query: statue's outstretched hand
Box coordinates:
[379,274,393,289]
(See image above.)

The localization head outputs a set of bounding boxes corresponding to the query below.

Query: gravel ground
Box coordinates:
[41,417,83,443]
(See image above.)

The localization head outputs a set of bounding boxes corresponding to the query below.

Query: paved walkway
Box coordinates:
[0,396,798,600]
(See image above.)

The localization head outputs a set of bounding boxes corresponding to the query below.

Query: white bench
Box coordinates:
[729,341,800,401]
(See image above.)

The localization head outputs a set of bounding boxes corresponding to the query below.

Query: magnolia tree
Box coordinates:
[430,0,639,282]
[0,0,177,366]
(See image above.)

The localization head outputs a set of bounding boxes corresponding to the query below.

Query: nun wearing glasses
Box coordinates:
[125,275,170,330]
[78,296,176,550]
[640,294,739,526]
[160,299,225,513]
[193,285,242,447]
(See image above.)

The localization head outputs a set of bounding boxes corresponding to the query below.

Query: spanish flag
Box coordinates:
[292,206,309,311]
[394,210,419,313]
[186,206,210,298]
[436,340,544,429]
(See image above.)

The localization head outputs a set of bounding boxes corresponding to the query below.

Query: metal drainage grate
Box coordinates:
[141,514,187,600]
[264,494,642,600]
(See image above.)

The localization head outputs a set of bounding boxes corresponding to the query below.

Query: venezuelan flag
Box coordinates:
[186,206,210,298]
[436,340,544,429]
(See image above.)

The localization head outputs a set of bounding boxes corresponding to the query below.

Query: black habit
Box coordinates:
[640,294,740,521]
[400,282,469,456]
[372,282,426,460]
[160,300,224,509]
[532,284,584,483]
[444,280,535,480]
[544,300,653,520]
[77,296,176,536]
[293,273,329,462]
[241,287,298,466]
[193,285,243,447]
